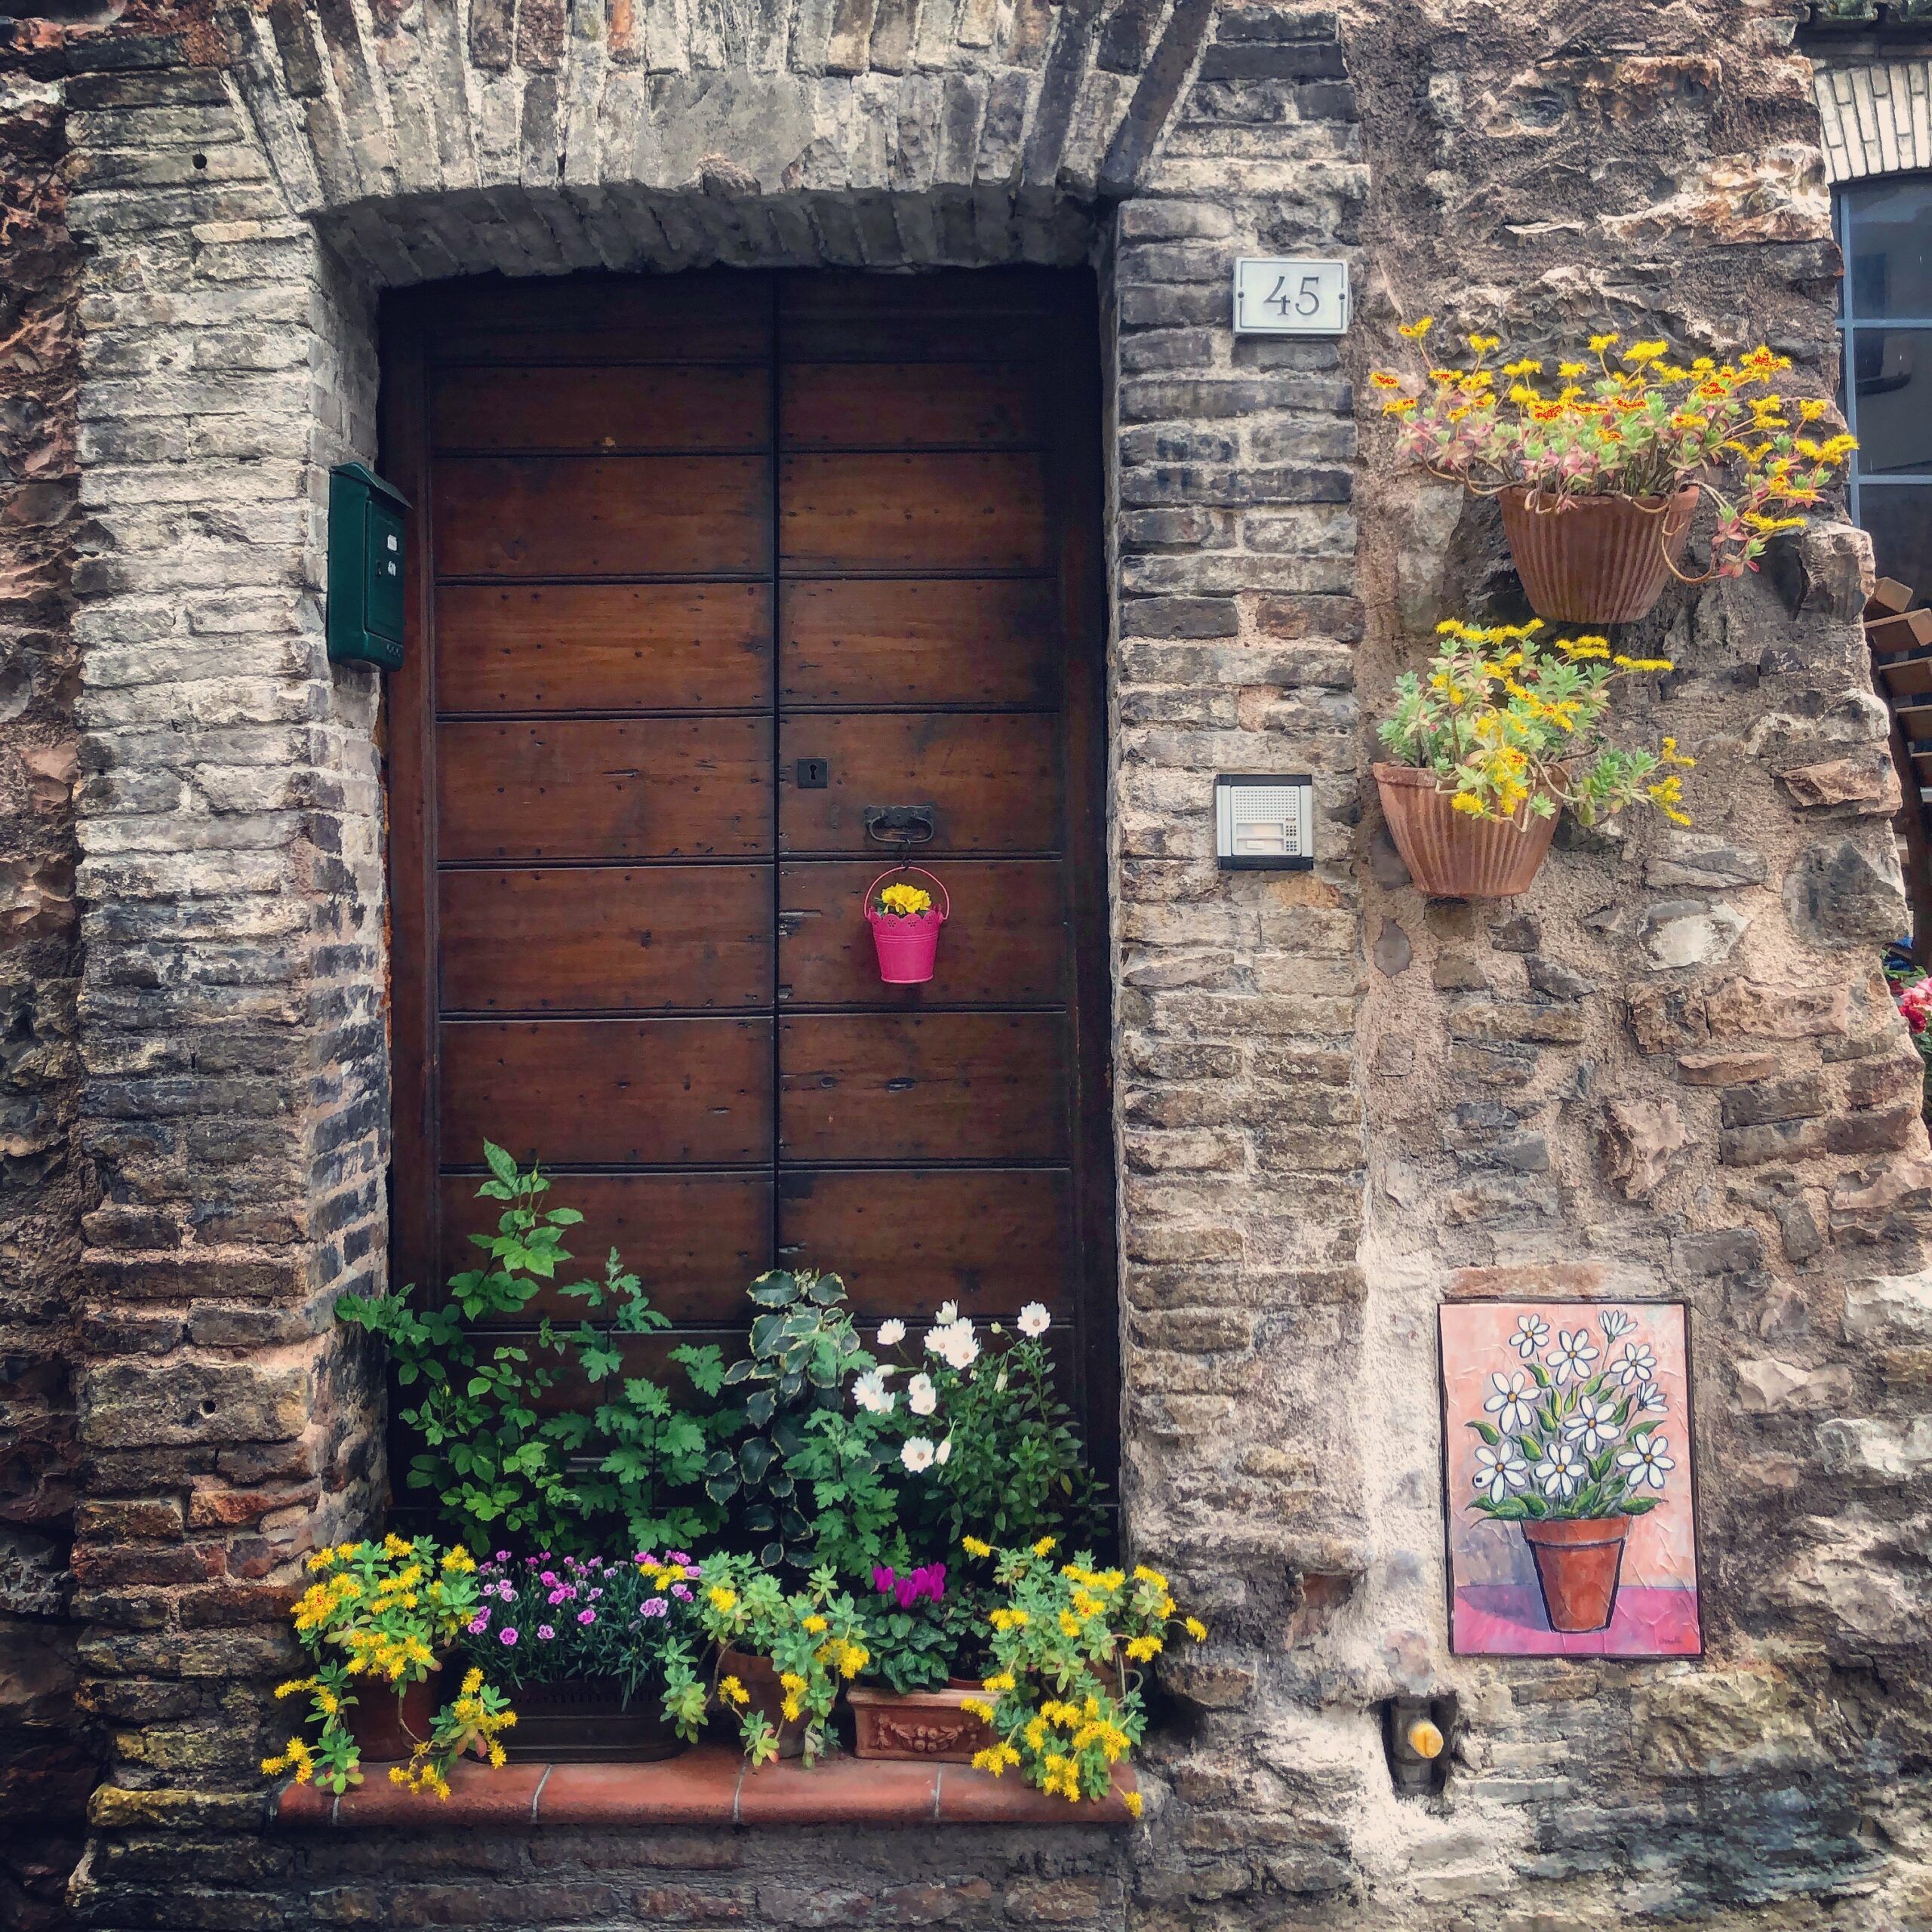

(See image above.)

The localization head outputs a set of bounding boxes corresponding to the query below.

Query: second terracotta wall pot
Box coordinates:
[1498,485,1698,624]
[718,1646,808,1758]
[346,1669,438,1763]
[1373,764,1560,898]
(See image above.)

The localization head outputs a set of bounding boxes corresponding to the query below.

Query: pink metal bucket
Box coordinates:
[865,868,949,985]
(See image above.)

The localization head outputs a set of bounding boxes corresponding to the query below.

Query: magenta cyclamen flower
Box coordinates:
[499,1627,518,1647]
[873,1564,897,1596]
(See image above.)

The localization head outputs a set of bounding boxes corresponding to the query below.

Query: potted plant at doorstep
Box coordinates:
[1373,617,1694,898]
[1463,1307,1678,1633]
[847,1560,996,1761]
[261,1534,516,1798]
[866,869,949,984]
[459,1549,703,1761]
[1372,325,1854,622]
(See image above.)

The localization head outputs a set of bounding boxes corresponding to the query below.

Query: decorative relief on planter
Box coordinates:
[1439,1300,1701,1657]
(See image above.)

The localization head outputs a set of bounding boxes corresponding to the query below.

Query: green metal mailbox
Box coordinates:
[327,460,410,669]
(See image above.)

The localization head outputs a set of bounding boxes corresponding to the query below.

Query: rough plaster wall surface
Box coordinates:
[0,0,1921,1929]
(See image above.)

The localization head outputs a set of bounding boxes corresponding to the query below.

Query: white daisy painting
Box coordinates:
[1439,1300,1700,1659]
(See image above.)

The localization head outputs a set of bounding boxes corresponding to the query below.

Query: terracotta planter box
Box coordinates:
[1372,764,1559,899]
[848,1684,998,1762]
[1497,485,1697,625]
[1521,1515,1630,1632]
[502,1676,685,1763]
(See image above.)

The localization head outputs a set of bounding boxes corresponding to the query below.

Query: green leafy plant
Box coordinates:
[706,1269,885,1571]
[1377,617,1694,827]
[336,1144,732,1554]
[261,1534,515,1799]
[958,1537,1204,1812]
[667,1553,871,1766]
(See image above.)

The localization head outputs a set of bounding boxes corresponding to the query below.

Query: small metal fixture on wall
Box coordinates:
[1215,774,1314,871]
[326,460,409,669]
[1381,1694,1456,1796]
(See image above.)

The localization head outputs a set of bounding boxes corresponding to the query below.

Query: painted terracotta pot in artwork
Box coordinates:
[347,1669,438,1763]
[847,1683,998,1763]
[1497,485,1698,625]
[1521,1515,1631,1633]
[718,1646,809,1759]
[1372,764,1560,899]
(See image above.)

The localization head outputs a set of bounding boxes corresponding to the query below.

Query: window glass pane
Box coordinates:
[1850,328,1932,474]
[1857,485,1932,598]
[1847,177,1932,319]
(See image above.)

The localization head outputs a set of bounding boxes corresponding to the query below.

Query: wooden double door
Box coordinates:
[383,270,1115,1458]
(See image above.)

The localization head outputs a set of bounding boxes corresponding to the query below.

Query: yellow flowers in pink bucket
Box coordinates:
[1371,618,1694,899]
[1373,322,1854,623]
[865,866,949,984]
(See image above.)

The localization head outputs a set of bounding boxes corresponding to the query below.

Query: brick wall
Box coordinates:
[0,2,1924,1929]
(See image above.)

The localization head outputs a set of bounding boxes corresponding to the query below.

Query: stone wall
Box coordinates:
[0,2,1923,1930]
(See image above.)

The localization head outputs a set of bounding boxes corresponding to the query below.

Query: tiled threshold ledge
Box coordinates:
[276,1743,1137,1829]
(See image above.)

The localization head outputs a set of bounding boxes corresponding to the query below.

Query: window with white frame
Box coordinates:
[1838,174,1932,595]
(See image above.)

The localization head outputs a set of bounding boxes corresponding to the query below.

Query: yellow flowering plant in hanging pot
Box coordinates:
[955,1536,1206,1814]
[1372,324,1854,623]
[1372,617,1694,899]
[260,1534,515,1798]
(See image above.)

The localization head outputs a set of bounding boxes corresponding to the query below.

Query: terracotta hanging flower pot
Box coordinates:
[865,867,949,985]
[1497,485,1699,625]
[1372,764,1560,898]
[1519,1515,1631,1633]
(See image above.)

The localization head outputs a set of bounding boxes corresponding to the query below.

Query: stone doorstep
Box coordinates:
[275,1742,1137,1829]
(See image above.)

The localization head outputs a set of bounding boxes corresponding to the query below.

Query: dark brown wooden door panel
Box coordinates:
[440,865,771,1013]
[778,714,1060,855]
[779,454,1051,572]
[435,584,771,713]
[434,456,768,578]
[780,364,1041,450]
[779,1169,1074,1318]
[442,1172,772,1325]
[387,270,1114,1466]
[437,718,772,860]
[778,1014,1067,1163]
[432,364,768,452]
[780,579,1058,708]
[441,1018,773,1166]
[778,860,1066,1008]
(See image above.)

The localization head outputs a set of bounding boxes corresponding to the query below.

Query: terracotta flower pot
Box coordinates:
[1372,764,1559,899]
[1497,485,1698,625]
[502,1675,685,1763]
[346,1669,438,1763]
[847,1683,998,1762]
[1521,1515,1630,1633]
[718,1646,809,1759]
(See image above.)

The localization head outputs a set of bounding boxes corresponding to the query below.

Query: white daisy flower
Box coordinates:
[1017,1302,1051,1338]
[1483,1370,1537,1436]
[1598,1309,1635,1341]
[1473,1441,1530,1504]
[1561,1393,1621,1455]
[907,1372,937,1417]
[1536,1441,1585,1501]
[1511,1314,1551,1360]
[1610,1342,1657,1389]
[853,1369,894,1416]
[1548,1329,1599,1384]
[900,1437,936,1473]
[937,1301,959,1324]
[876,1318,906,1348]
[1615,1432,1675,1491]
[934,1436,952,1466]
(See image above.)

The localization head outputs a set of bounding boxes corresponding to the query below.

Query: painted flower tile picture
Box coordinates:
[1439,1300,1701,1658]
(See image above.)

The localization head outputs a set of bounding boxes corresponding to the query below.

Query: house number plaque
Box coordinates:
[1232,257,1349,336]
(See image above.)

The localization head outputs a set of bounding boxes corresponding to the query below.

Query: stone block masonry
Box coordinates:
[0,2,1924,1930]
